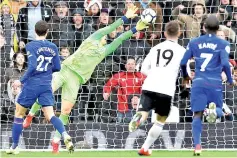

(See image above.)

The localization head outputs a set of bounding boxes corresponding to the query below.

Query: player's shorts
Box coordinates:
[191,87,223,112]
[138,90,172,116]
[52,65,82,104]
[17,85,54,108]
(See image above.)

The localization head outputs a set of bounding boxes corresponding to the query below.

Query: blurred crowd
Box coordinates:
[0,0,237,124]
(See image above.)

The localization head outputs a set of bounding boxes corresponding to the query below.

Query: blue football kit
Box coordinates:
[17,40,61,107]
[181,34,233,112]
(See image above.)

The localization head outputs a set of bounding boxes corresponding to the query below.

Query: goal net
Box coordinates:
[1,0,237,150]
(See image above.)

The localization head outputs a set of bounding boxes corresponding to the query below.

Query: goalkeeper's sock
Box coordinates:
[192,117,202,146]
[29,102,41,116]
[53,114,69,142]
[142,121,164,151]
[216,107,223,118]
[12,117,23,149]
[50,116,66,137]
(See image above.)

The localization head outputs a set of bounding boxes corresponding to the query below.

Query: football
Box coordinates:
[141,8,157,24]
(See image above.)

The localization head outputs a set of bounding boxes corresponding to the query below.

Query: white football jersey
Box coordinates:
[141,40,186,96]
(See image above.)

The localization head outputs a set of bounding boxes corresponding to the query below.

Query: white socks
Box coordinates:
[142,121,164,151]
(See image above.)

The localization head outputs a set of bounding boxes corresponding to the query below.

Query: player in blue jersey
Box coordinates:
[180,15,235,156]
[6,20,74,154]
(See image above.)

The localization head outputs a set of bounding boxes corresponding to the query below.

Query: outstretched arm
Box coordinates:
[89,5,138,40]
[104,28,136,56]
[89,17,128,40]
[104,20,149,56]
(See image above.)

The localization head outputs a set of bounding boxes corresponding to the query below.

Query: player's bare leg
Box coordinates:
[139,114,167,156]
[129,111,149,132]
[193,112,203,156]
[51,99,74,153]
[6,103,27,155]
[42,106,74,153]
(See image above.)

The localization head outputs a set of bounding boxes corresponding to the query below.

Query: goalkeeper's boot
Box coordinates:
[51,140,59,154]
[206,102,217,123]
[23,115,34,128]
[193,144,202,156]
[6,146,19,155]
[138,148,152,156]
[129,112,142,132]
[64,135,74,153]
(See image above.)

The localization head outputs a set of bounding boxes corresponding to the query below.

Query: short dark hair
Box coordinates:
[165,20,180,37]
[204,15,219,33]
[35,20,49,36]
[127,56,136,61]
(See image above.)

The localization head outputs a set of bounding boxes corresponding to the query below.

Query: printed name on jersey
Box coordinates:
[198,43,217,50]
[225,46,230,54]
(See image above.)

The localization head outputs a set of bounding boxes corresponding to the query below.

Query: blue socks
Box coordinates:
[50,116,66,136]
[216,107,223,118]
[12,117,23,149]
[192,117,202,147]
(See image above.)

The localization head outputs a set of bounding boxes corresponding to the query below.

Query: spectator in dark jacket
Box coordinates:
[16,0,52,49]
[3,51,27,94]
[72,8,95,51]
[93,8,113,30]
[0,2,16,54]
[47,1,74,49]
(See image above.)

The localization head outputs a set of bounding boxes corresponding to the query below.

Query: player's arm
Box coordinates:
[52,46,61,72]
[20,45,37,84]
[89,5,138,40]
[103,73,120,100]
[221,44,233,84]
[141,50,152,76]
[104,20,148,56]
[180,43,193,79]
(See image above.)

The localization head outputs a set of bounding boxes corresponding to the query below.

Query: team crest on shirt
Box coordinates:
[225,46,230,54]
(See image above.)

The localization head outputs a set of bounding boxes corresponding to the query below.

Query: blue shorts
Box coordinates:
[17,84,54,108]
[191,87,223,112]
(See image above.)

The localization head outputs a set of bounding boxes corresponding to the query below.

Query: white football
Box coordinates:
[141,8,157,24]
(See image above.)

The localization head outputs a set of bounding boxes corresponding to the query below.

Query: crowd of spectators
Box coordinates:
[0,0,237,124]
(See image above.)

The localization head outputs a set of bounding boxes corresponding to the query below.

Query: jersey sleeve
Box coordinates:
[20,44,37,84]
[52,45,61,72]
[221,43,233,84]
[103,73,121,94]
[103,28,136,56]
[180,42,193,78]
[141,49,152,76]
[89,17,128,40]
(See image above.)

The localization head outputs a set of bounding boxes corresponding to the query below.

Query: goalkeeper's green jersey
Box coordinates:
[62,18,134,84]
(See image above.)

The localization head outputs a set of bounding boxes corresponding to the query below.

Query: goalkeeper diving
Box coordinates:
[23,5,149,153]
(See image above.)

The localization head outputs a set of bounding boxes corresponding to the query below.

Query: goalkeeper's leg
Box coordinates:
[42,106,74,153]
[23,72,65,128]
[51,68,81,153]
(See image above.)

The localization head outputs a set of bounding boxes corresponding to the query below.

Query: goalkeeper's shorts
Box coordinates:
[52,65,82,104]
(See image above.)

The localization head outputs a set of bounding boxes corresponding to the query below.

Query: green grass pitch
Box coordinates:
[1,151,237,158]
